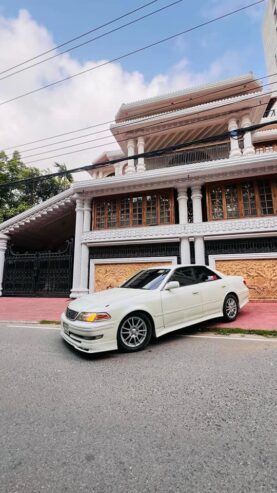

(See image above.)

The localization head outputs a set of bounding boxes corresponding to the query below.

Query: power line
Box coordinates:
[20,78,275,161]
[0,1,184,83]
[0,0,159,77]
[22,85,274,165]
[3,67,275,154]
[1,118,276,190]
[0,0,264,108]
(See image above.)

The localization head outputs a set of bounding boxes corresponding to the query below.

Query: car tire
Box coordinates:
[117,312,153,353]
[223,294,239,322]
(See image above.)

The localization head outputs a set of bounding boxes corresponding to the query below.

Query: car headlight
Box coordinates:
[76,312,111,322]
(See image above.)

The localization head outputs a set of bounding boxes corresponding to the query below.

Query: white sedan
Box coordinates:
[61,264,249,354]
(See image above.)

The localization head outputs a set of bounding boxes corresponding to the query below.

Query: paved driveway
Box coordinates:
[0,324,276,493]
[0,297,276,329]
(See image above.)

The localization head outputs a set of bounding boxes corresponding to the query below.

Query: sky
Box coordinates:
[0,0,267,179]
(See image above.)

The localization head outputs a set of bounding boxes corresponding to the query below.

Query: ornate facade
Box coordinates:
[0,73,277,299]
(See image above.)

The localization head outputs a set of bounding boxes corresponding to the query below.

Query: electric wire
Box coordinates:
[19,78,276,161]
[0,0,159,76]
[0,1,184,83]
[3,67,275,154]
[0,0,264,107]
[1,117,276,190]
[22,85,275,165]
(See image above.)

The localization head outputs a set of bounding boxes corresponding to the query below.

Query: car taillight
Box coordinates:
[243,279,247,286]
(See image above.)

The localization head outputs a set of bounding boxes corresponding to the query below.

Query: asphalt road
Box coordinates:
[0,324,276,493]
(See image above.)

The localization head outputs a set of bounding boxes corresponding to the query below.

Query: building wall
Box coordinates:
[263,0,277,94]
[207,237,277,300]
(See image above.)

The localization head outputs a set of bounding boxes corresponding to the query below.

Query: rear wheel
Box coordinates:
[117,312,152,352]
[223,294,239,322]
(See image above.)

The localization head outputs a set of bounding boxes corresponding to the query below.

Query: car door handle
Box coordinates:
[192,291,199,295]
[222,285,227,288]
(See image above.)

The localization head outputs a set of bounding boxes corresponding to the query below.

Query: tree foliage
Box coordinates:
[0,151,73,223]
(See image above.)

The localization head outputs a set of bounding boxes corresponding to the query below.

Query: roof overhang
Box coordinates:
[115,73,262,122]
[0,189,75,247]
[111,91,270,154]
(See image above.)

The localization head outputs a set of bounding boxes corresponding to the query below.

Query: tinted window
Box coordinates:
[121,269,170,290]
[192,266,220,284]
[169,267,196,287]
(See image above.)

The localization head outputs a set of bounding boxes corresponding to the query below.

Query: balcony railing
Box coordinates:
[145,143,230,171]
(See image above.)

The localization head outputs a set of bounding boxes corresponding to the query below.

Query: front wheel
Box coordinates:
[223,294,239,322]
[117,313,152,352]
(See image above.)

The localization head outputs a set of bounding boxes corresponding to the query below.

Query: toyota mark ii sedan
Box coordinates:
[61,264,249,354]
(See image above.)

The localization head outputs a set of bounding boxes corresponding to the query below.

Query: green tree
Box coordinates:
[0,151,73,223]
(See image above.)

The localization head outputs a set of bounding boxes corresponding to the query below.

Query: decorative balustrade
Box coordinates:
[145,143,230,171]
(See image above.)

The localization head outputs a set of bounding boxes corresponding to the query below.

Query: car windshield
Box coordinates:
[121,269,170,290]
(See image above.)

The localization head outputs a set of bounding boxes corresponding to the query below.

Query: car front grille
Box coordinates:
[66,307,79,321]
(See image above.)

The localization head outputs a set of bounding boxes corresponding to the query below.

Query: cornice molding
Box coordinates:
[82,216,277,245]
[73,152,277,196]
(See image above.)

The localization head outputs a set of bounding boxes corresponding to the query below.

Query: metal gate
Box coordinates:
[3,240,73,297]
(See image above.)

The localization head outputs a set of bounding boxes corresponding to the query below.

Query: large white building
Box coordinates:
[0,73,277,301]
[263,0,277,95]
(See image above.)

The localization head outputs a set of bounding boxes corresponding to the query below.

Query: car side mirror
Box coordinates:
[164,281,180,291]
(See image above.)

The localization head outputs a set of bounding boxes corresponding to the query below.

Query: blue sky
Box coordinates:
[1,0,266,81]
[0,0,268,171]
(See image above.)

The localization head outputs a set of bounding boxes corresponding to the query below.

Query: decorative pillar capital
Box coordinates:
[127,139,135,150]
[127,139,136,174]
[240,113,251,128]
[228,118,242,158]
[241,114,255,156]
[0,234,9,252]
[177,186,188,199]
[228,118,238,132]
[137,136,145,146]
[191,184,202,199]
[83,197,92,211]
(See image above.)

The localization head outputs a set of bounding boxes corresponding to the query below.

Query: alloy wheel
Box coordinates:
[120,316,148,348]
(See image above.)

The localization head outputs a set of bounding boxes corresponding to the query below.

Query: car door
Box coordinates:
[192,266,228,317]
[160,267,203,332]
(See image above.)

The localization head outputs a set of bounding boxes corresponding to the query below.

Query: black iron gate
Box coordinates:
[3,240,74,297]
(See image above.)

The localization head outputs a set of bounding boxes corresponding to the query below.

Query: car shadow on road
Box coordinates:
[59,317,224,360]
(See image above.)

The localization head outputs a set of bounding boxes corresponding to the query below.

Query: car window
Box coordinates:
[121,269,170,290]
[192,266,221,284]
[169,267,196,287]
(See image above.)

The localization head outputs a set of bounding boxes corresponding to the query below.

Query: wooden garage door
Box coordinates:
[94,262,172,292]
[215,259,277,301]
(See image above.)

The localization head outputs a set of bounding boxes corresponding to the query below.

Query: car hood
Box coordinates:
[68,288,147,312]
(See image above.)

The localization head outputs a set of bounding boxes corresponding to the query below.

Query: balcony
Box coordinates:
[145,143,230,171]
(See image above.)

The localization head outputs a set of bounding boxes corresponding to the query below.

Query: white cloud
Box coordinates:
[0,9,245,180]
[202,0,264,22]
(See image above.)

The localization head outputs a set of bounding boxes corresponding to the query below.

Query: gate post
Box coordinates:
[70,195,84,298]
[0,234,9,296]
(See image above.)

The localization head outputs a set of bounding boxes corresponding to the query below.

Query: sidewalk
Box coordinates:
[0,297,276,329]
[0,297,70,323]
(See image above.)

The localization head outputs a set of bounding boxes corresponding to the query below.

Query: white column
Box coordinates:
[70,195,84,298]
[180,237,191,264]
[79,197,92,295]
[228,118,242,158]
[194,236,205,265]
[137,137,145,172]
[114,162,125,176]
[191,184,203,224]
[0,234,9,296]
[126,139,136,174]
[241,114,255,156]
[177,187,188,224]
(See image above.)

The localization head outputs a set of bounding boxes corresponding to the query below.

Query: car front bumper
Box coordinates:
[60,313,118,354]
